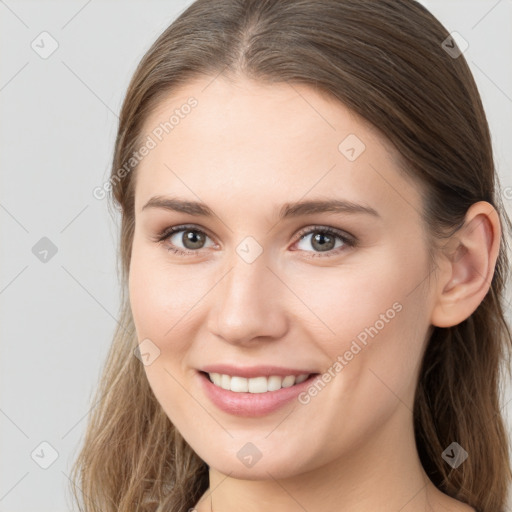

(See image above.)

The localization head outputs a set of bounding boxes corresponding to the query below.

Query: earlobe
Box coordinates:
[430,201,501,328]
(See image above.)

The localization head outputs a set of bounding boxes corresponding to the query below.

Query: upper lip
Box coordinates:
[199,364,318,378]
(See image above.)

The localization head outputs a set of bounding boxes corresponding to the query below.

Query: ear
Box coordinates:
[430,201,501,328]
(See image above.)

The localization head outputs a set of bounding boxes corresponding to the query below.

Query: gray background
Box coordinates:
[1,1,511,510]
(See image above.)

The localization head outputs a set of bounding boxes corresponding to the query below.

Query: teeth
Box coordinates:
[230,376,249,392]
[295,374,309,384]
[207,372,311,393]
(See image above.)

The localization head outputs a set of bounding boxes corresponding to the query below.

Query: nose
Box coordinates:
[207,249,289,347]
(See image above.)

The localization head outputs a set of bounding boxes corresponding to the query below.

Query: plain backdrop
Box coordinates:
[1,1,511,510]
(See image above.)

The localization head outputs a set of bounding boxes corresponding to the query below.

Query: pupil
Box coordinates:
[312,232,334,252]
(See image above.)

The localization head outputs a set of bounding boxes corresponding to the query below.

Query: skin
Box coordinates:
[128,75,500,512]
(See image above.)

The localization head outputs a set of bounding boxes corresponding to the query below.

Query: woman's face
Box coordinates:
[129,76,437,478]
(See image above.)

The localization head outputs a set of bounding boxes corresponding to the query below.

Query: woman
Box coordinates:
[71,1,512,511]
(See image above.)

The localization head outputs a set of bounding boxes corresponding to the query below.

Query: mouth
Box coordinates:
[197,369,321,417]
[201,371,316,393]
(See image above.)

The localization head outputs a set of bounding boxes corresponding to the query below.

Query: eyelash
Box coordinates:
[153,224,357,258]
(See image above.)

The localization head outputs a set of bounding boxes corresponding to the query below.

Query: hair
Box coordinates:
[69,1,512,511]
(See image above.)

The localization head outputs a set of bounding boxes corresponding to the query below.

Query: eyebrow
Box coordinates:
[141,195,380,219]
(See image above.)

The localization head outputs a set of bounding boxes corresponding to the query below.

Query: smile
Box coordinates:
[197,369,320,417]
[206,372,311,393]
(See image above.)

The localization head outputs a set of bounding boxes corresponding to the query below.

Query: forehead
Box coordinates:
[134,76,422,222]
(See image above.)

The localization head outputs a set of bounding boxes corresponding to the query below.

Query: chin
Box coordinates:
[198,443,314,481]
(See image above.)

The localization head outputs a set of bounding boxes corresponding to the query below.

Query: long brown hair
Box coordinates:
[70,1,512,511]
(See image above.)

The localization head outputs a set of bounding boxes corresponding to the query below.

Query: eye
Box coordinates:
[153,224,357,258]
[293,226,356,257]
[154,225,216,256]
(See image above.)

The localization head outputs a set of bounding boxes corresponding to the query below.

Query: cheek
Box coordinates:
[128,244,203,426]
[128,241,207,344]
[285,245,426,347]
[288,245,432,403]
[287,271,431,462]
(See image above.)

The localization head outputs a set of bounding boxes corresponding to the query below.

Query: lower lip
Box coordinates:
[197,371,319,417]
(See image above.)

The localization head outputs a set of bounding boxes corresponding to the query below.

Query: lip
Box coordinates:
[197,369,320,417]
[199,364,317,378]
